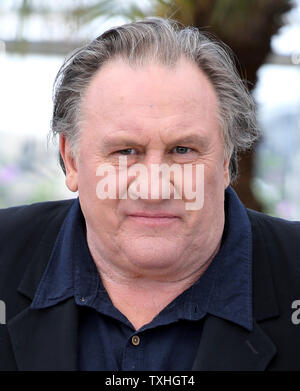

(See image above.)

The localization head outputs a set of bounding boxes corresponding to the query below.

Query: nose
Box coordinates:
[127,152,179,202]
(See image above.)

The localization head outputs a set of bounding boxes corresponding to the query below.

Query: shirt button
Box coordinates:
[131,335,140,346]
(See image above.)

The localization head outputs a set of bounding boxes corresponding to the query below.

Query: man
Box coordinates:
[0,17,300,371]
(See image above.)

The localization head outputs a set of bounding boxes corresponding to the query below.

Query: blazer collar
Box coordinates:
[7,200,77,370]
[247,208,280,322]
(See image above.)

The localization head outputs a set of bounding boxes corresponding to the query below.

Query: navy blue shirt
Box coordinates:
[31,186,253,370]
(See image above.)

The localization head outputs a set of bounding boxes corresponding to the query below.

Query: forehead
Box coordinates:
[80,57,220,140]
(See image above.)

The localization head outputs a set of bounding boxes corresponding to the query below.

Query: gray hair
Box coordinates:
[51,17,260,182]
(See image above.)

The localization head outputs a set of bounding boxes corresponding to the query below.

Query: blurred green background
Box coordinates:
[0,0,300,219]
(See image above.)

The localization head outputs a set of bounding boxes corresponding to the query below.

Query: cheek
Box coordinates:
[179,158,224,205]
[204,155,226,187]
[77,155,105,196]
[77,159,120,226]
[78,172,97,203]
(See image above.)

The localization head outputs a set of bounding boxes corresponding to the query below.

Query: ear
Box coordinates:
[59,135,78,192]
[223,155,231,189]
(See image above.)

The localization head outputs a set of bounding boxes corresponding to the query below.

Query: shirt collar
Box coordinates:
[30,198,84,309]
[31,186,252,330]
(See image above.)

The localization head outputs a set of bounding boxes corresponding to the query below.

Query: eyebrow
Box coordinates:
[101,131,209,150]
[101,135,148,150]
[167,134,209,147]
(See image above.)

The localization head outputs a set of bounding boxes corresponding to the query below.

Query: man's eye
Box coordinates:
[117,148,137,155]
[172,146,192,154]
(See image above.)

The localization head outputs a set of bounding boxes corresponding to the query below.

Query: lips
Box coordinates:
[128,212,178,218]
[126,212,179,227]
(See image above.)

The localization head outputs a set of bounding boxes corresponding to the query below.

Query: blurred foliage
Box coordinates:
[68,0,146,25]
[9,0,293,88]
[151,0,293,88]
[4,0,295,210]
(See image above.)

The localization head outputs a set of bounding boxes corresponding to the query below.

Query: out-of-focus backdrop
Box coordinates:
[0,0,299,219]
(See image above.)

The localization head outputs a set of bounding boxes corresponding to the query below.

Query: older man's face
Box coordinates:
[61,57,230,280]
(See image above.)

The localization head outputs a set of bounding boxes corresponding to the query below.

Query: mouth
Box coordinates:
[127,213,180,227]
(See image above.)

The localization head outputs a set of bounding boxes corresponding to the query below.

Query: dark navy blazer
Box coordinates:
[0,189,300,370]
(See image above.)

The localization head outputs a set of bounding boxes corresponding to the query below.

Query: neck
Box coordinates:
[106,276,209,330]
[89,240,220,330]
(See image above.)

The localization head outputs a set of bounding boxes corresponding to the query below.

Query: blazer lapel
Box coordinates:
[192,315,276,371]
[7,297,78,371]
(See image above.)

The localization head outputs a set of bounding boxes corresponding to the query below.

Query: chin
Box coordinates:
[122,239,181,271]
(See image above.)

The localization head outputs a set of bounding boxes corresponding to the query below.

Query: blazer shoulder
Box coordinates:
[247,207,300,280]
[247,208,300,236]
[0,199,75,315]
[0,199,75,276]
[0,199,74,237]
